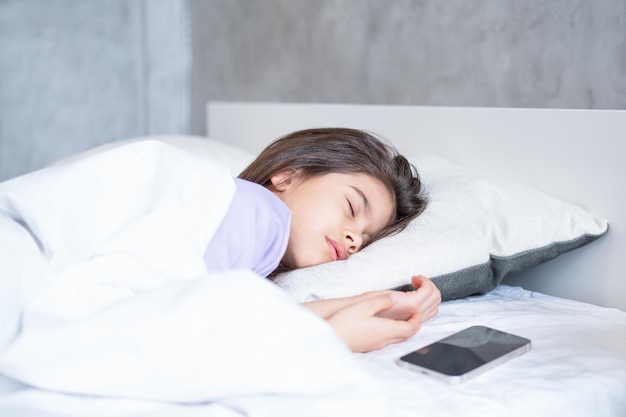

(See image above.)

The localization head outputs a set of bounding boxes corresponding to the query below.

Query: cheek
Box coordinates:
[284,235,323,269]
[285,215,333,268]
[293,197,337,230]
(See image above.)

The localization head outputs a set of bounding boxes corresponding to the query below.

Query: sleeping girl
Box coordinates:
[203,127,441,352]
[0,127,440,356]
[0,128,440,409]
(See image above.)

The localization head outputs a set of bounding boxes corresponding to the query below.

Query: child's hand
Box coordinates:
[326,276,440,352]
[361,275,441,323]
[303,275,441,352]
[410,274,441,322]
[326,293,422,353]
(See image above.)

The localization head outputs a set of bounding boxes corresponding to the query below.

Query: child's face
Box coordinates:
[271,171,394,269]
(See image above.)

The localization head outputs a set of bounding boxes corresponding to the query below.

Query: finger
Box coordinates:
[407,283,436,308]
[407,279,441,322]
[420,303,439,322]
[386,312,422,343]
[412,275,441,303]
[417,291,441,322]
[411,274,430,289]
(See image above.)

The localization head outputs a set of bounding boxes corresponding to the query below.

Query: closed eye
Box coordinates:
[347,199,355,217]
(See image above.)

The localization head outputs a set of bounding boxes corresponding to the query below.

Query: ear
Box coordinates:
[270,169,298,192]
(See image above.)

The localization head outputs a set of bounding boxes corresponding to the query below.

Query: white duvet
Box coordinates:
[0,141,387,417]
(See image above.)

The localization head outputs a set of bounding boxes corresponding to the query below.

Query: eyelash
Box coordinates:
[347,199,355,217]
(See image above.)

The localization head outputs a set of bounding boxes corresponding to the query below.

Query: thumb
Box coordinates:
[411,275,430,289]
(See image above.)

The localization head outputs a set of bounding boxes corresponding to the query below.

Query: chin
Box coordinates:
[311,258,334,267]
[295,257,330,269]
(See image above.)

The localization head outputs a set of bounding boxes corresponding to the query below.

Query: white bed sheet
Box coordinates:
[360,285,626,417]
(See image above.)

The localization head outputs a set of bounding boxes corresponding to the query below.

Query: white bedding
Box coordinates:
[2,283,624,417]
[0,141,387,417]
[1,139,625,417]
[360,285,626,417]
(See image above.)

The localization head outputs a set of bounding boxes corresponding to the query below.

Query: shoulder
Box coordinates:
[232,178,290,221]
[203,179,291,277]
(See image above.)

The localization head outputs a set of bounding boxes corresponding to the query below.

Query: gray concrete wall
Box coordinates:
[190,0,626,135]
[2,0,625,179]
[0,0,189,180]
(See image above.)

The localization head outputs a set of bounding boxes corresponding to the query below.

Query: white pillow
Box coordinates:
[273,155,608,302]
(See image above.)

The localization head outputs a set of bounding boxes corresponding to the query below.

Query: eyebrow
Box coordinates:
[350,186,370,214]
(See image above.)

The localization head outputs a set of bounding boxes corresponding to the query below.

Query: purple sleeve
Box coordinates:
[203,178,291,277]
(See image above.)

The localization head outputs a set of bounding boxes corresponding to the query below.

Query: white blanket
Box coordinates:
[0,141,388,417]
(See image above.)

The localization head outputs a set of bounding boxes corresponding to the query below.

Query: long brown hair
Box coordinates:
[238,127,427,246]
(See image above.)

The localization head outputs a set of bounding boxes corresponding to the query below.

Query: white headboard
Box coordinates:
[207,101,626,311]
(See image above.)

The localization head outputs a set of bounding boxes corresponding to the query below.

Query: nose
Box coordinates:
[345,230,363,255]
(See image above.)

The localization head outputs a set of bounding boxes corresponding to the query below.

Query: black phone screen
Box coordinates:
[399,326,531,377]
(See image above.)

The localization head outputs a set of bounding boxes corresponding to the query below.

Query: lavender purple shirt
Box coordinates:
[203,178,291,277]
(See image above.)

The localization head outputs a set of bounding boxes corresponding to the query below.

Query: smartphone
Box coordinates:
[396,325,531,384]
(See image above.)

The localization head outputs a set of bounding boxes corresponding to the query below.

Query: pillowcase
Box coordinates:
[273,155,608,302]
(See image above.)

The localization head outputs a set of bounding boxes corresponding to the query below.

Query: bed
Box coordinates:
[0,102,625,417]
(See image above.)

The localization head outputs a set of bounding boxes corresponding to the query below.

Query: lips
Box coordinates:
[326,238,348,261]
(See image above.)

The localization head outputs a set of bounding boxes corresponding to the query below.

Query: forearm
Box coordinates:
[302,295,364,319]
